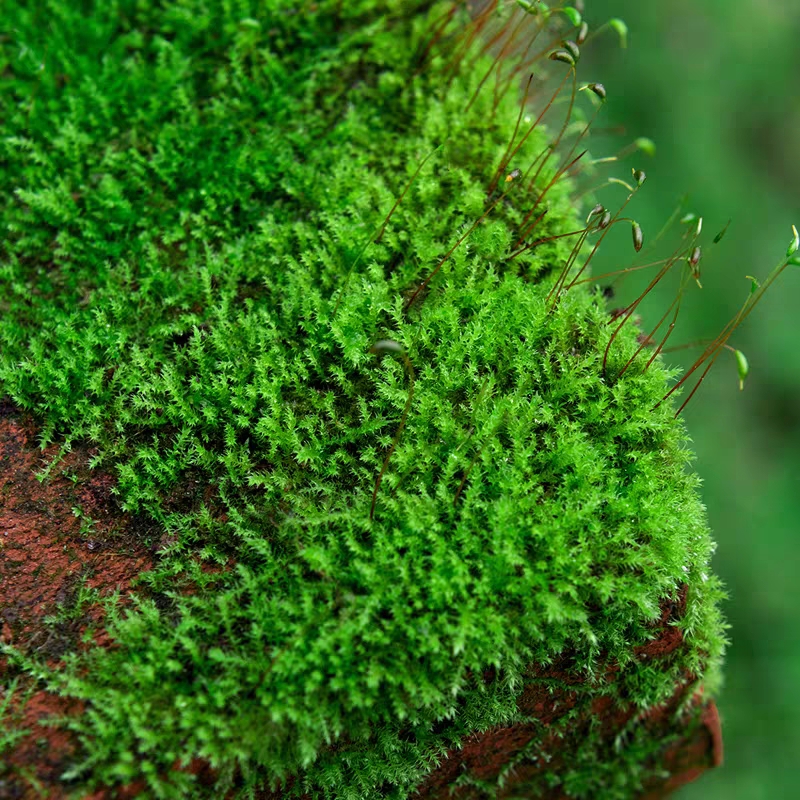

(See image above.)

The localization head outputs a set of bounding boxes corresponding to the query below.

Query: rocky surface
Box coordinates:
[0,400,721,799]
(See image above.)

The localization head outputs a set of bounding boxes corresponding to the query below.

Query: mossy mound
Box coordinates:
[0,1,725,798]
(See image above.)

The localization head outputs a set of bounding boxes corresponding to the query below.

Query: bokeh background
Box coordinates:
[576,1,800,797]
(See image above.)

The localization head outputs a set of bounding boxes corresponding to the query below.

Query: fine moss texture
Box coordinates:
[0,1,726,798]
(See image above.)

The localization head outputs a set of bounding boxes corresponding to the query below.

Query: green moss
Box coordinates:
[0,679,30,764]
[0,1,726,797]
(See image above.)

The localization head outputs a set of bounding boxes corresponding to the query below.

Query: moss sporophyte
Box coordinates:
[0,0,791,797]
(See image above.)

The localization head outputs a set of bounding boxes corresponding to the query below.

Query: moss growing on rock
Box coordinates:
[0,1,726,797]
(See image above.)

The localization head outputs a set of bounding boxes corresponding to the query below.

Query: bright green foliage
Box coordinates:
[0,1,725,798]
[0,680,31,762]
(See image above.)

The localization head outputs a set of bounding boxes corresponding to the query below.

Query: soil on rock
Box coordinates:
[0,399,155,799]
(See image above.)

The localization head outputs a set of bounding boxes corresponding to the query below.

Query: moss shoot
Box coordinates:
[0,1,726,798]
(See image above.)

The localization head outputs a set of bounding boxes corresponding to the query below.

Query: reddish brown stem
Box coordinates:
[673,351,721,418]
[451,0,499,72]
[523,66,577,197]
[617,274,686,379]
[487,69,570,196]
[488,73,534,193]
[641,265,702,371]
[645,321,676,370]
[559,186,642,300]
[503,26,553,80]
[601,241,689,377]
[492,12,550,103]
[656,261,787,415]
[460,4,523,106]
[572,257,675,287]
[547,227,593,306]
[514,149,586,247]
[505,28,573,85]
[414,4,459,76]
[453,449,481,506]
[509,221,589,261]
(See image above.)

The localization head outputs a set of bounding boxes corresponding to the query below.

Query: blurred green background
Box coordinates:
[578,1,800,796]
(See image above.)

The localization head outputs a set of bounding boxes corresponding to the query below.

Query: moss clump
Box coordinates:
[0,1,725,797]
